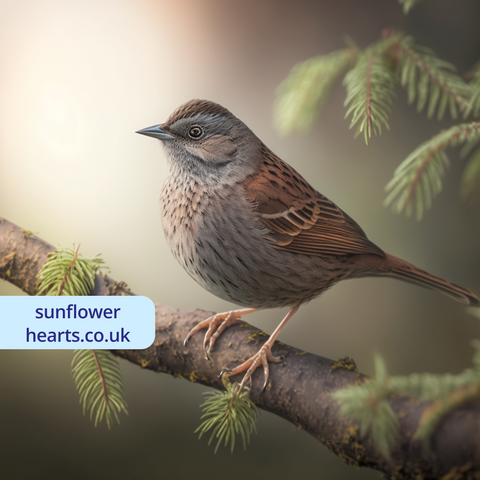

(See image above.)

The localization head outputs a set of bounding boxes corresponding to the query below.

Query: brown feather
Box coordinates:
[383,254,480,306]
[244,145,385,258]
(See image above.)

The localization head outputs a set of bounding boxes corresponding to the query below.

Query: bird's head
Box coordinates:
[137,99,262,185]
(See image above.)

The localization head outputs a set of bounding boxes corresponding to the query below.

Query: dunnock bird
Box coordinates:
[137,99,479,390]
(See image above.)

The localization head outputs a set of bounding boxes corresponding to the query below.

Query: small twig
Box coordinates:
[91,349,109,406]
[56,244,81,296]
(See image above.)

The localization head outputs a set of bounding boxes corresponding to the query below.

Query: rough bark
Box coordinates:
[1,216,479,479]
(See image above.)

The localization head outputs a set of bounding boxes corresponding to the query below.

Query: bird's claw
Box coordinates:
[224,342,283,392]
[183,308,289,392]
[183,308,258,358]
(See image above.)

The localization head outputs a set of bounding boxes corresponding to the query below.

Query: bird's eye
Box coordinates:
[188,126,204,139]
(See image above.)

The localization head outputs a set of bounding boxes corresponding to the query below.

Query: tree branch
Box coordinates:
[1,216,479,479]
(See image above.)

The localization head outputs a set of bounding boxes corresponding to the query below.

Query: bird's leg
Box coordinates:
[227,304,300,391]
[184,308,258,359]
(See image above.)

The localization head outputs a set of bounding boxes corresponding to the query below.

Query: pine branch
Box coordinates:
[196,375,258,453]
[385,122,480,219]
[343,39,397,145]
[397,36,471,120]
[274,48,356,134]
[275,33,472,145]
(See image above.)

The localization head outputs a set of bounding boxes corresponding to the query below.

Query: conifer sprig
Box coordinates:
[274,32,473,146]
[385,122,480,219]
[274,48,356,135]
[196,376,258,453]
[331,354,399,460]
[414,381,480,443]
[397,36,471,120]
[72,350,128,428]
[36,245,104,296]
[343,43,396,145]
[333,344,480,458]
[36,245,127,428]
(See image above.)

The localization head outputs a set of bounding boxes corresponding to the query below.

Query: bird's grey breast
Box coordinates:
[160,174,207,268]
[160,174,273,304]
[160,172,344,309]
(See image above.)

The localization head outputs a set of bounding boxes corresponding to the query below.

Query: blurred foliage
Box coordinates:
[332,324,480,458]
[331,354,399,460]
[461,146,480,199]
[385,123,480,220]
[399,35,470,119]
[275,32,471,142]
[275,31,480,220]
[275,48,355,135]
[466,61,480,118]
[398,0,424,14]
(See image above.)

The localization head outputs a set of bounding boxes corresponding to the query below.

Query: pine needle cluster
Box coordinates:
[36,245,128,428]
[399,36,471,119]
[458,64,480,200]
[37,245,104,296]
[274,30,480,219]
[196,375,258,453]
[331,355,399,460]
[275,32,473,143]
[275,48,356,135]
[332,323,480,459]
[343,38,397,145]
[385,123,480,219]
[72,350,128,428]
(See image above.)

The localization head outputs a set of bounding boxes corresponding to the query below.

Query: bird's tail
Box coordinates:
[373,253,479,306]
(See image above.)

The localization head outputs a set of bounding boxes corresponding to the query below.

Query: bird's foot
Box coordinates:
[184,308,258,360]
[224,340,282,392]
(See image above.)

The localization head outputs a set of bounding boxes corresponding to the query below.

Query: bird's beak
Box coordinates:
[136,124,175,141]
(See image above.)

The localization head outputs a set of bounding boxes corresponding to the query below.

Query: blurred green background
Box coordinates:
[1,0,479,478]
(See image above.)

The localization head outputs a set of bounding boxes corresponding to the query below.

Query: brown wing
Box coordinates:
[243,145,385,258]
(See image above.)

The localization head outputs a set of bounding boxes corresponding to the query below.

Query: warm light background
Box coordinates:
[1,0,479,478]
